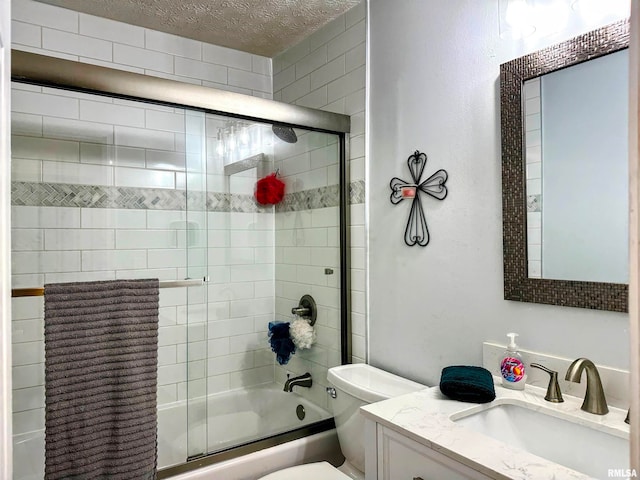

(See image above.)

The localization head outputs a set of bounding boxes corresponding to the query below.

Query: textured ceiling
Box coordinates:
[36,0,361,57]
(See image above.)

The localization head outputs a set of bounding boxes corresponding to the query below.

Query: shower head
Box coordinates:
[272,124,298,144]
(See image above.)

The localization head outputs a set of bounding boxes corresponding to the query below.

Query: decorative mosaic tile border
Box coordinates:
[12,182,187,210]
[350,179,365,205]
[276,185,338,212]
[526,194,541,213]
[275,179,365,212]
[12,179,366,212]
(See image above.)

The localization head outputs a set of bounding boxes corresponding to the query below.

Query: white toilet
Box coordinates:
[259,364,426,480]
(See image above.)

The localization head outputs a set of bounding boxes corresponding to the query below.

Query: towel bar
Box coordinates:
[11,278,206,297]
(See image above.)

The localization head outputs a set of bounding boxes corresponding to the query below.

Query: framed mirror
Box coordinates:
[501,19,629,312]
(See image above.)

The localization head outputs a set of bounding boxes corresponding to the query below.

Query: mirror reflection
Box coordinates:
[523,49,629,284]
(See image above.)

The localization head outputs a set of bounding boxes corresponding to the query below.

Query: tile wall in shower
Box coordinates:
[9,87,277,445]
[10,0,364,455]
[272,132,341,409]
[10,0,274,453]
[272,1,366,408]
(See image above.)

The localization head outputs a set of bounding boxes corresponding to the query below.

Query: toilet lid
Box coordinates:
[258,461,352,480]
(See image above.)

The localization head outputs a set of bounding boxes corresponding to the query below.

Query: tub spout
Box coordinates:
[284,372,312,392]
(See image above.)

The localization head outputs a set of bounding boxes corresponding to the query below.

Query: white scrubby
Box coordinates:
[290,317,316,350]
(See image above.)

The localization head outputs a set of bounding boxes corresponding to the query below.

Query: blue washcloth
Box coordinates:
[268,321,296,365]
[439,366,496,404]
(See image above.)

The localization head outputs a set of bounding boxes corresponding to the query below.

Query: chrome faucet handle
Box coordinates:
[530,363,564,403]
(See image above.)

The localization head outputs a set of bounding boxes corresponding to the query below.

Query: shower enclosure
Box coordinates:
[10,51,350,478]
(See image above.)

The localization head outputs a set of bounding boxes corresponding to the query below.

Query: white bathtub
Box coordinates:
[168,429,343,480]
[12,383,335,480]
[158,383,332,468]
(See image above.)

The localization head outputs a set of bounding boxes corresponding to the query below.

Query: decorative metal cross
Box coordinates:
[389,150,448,247]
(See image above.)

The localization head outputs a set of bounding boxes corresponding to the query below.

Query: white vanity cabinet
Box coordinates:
[365,420,493,480]
[361,380,630,479]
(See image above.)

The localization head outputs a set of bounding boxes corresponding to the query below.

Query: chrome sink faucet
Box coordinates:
[284,372,312,392]
[565,358,609,415]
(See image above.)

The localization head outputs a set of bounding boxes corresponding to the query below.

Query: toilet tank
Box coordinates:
[327,364,426,474]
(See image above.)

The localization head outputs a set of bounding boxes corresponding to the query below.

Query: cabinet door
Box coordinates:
[378,426,492,480]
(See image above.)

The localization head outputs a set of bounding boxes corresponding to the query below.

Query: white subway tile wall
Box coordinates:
[524,77,542,278]
[11,0,364,466]
[273,0,367,385]
[10,0,277,453]
[11,206,279,431]
[12,0,272,98]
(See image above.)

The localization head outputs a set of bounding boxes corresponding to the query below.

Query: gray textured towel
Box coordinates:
[44,279,160,480]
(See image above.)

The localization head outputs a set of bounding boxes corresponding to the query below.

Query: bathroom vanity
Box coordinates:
[361,380,630,480]
[364,420,492,480]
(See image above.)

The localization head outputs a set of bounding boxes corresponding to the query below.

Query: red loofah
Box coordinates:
[255,173,285,205]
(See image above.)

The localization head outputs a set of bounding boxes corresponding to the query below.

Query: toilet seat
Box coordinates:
[258,461,352,480]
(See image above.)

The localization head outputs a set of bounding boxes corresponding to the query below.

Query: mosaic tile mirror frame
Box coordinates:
[500,19,629,312]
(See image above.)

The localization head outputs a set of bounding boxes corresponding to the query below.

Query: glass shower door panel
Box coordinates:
[9,83,195,476]
[201,113,341,455]
[184,110,209,459]
[204,113,278,453]
[273,128,341,414]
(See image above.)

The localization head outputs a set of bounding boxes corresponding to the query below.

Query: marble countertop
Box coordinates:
[360,377,629,480]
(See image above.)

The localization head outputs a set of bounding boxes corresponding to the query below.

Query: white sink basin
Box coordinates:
[454,402,628,479]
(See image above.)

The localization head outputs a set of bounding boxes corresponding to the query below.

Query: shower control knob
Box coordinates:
[291,295,317,326]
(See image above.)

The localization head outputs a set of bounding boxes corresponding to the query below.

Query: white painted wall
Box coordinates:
[368,0,630,386]
[0,1,12,478]
[628,0,640,467]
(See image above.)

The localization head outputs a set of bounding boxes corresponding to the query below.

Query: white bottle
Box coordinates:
[500,332,526,390]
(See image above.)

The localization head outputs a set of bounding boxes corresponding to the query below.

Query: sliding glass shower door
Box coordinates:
[190,113,342,458]
[10,75,345,477]
[9,82,214,475]
[180,110,343,460]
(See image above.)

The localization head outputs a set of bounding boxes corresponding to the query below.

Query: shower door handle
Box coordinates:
[159,278,204,288]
